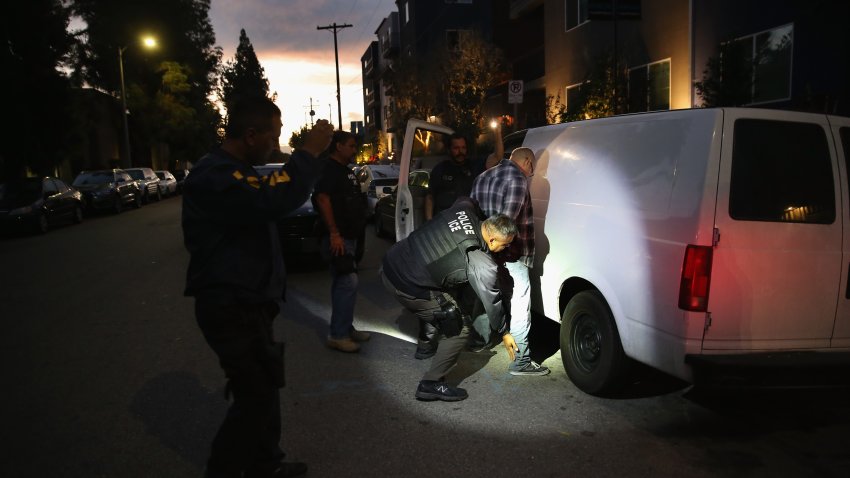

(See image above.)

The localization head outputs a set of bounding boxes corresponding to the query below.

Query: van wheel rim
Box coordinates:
[571,314,601,373]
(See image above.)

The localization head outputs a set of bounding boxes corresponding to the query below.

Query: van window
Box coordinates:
[730,119,834,224]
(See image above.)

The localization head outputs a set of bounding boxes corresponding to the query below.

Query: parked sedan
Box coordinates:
[172,169,190,192]
[72,169,142,213]
[0,177,84,234]
[355,164,400,216]
[125,167,162,203]
[155,170,178,197]
[254,163,320,255]
[373,169,429,240]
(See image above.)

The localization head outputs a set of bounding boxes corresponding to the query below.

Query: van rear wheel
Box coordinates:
[560,290,629,395]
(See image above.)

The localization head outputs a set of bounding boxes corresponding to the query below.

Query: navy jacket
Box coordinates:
[182,148,322,305]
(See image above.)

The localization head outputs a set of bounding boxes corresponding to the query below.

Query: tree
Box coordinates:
[562,52,627,123]
[695,40,755,107]
[71,0,221,166]
[288,125,311,152]
[1,0,76,180]
[441,31,506,145]
[387,32,505,153]
[220,29,271,112]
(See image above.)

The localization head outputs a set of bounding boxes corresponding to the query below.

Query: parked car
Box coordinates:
[155,170,178,197]
[125,167,162,203]
[0,176,84,234]
[253,163,320,255]
[172,169,190,192]
[373,169,429,240]
[397,110,850,395]
[72,169,142,213]
[355,164,400,215]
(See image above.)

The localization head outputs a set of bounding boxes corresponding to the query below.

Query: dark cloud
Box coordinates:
[211,0,397,59]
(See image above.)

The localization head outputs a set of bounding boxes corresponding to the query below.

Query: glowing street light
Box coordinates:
[118,36,157,168]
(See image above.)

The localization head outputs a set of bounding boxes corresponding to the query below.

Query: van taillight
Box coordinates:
[678,245,713,312]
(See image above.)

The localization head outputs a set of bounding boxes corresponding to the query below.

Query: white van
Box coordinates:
[396,109,850,395]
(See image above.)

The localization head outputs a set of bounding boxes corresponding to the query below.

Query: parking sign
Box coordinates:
[508,80,523,104]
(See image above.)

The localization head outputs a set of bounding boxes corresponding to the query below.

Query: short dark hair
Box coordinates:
[224,96,281,138]
[482,214,517,240]
[326,130,356,156]
[446,133,467,148]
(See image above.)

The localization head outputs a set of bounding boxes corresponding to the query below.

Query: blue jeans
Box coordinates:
[505,261,532,370]
[321,236,359,339]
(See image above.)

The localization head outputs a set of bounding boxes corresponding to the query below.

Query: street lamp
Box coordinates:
[118,36,157,168]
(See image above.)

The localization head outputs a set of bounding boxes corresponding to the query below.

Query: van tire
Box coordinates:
[560,290,629,395]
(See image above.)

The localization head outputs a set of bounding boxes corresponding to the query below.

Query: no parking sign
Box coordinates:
[508,80,524,104]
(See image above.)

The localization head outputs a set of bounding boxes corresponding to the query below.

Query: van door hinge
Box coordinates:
[712,227,720,247]
[704,312,712,332]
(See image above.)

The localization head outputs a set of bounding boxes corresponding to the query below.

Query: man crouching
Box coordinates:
[380,197,518,401]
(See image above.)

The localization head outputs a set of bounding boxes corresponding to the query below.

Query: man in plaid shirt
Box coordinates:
[471,147,551,376]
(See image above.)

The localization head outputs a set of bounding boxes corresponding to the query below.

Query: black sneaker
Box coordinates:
[415,380,469,401]
[509,361,551,376]
[414,345,437,360]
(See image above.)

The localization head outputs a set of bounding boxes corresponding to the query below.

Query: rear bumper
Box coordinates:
[686,351,850,388]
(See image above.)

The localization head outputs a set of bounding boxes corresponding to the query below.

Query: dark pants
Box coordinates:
[195,299,285,478]
[381,272,472,381]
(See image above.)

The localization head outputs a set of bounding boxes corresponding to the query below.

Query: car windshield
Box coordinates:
[155,172,165,180]
[369,167,399,179]
[72,172,114,186]
[126,170,145,180]
[0,179,41,205]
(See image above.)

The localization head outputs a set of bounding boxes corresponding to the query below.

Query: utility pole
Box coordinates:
[317,22,353,130]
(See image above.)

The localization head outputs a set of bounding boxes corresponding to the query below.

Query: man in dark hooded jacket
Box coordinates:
[183,96,332,478]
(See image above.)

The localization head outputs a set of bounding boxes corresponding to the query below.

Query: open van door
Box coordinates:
[395,119,455,241]
[706,109,842,351]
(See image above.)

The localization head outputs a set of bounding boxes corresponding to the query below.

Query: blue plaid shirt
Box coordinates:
[471,160,534,266]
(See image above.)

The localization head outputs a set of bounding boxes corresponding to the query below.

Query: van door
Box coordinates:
[706,110,842,350]
[830,119,850,348]
[395,119,454,241]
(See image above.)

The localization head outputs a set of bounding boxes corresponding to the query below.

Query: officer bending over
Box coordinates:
[380,197,518,401]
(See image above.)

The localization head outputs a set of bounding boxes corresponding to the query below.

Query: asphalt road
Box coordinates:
[1,196,849,477]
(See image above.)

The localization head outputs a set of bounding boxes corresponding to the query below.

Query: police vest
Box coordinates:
[408,203,483,289]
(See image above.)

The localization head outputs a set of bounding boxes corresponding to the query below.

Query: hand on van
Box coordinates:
[502,333,518,361]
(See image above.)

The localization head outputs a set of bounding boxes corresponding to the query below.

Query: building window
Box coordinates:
[730,119,834,224]
[565,0,589,31]
[565,82,585,116]
[728,23,793,105]
[628,59,670,112]
[403,2,409,24]
[446,29,471,52]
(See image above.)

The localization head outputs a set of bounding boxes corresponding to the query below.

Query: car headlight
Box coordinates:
[10,206,33,215]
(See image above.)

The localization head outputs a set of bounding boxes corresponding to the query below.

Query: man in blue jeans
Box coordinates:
[471,147,550,376]
[313,131,371,352]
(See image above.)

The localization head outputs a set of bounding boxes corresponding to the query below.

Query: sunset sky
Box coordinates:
[209,0,398,151]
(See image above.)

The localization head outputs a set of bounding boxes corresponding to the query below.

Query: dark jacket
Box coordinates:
[382,197,508,333]
[182,148,322,305]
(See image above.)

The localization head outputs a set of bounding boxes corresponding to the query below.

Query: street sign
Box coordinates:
[508,80,523,104]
